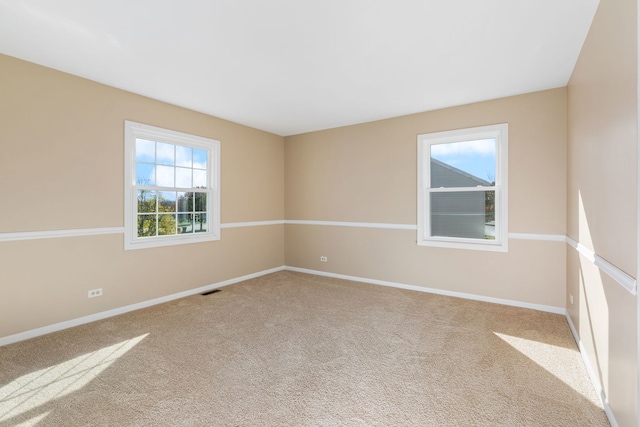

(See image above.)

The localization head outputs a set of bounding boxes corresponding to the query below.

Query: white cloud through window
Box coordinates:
[431,138,496,157]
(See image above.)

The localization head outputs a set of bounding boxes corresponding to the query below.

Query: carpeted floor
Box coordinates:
[0,271,609,426]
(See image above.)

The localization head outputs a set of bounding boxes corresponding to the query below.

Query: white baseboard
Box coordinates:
[2,264,616,426]
[1,264,565,347]
[565,313,618,427]
[0,266,285,347]
[285,266,565,315]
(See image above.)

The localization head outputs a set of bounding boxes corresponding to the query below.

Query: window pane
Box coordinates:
[136,163,155,186]
[177,192,192,212]
[193,149,207,169]
[157,142,175,165]
[178,213,193,233]
[430,139,495,188]
[193,213,208,233]
[137,190,156,213]
[137,214,157,237]
[158,214,176,235]
[430,191,495,240]
[193,169,207,188]
[194,193,207,212]
[156,165,174,187]
[136,139,155,163]
[176,167,192,188]
[176,145,192,167]
[158,191,176,212]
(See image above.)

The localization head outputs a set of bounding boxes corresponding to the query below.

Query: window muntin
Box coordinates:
[124,121,220,250]
[418,124,507,252]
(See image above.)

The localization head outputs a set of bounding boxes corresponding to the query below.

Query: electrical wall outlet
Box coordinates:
[88,288,103,298]
[569,294,574,305]
[320,256,327,262]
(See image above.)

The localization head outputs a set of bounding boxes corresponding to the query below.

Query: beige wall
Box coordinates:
[567,0,638,425]
[285,88,568,308]
[0,54,285,338]
[2,5,638,421]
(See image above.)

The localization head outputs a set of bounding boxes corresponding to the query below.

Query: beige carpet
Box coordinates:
[0,271,609,426]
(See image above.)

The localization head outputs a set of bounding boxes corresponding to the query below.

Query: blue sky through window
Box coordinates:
[135,139,208,188]
[430,138,496,183]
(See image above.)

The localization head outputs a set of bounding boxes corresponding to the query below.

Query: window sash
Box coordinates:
[417,123,508,252]
[427,186,497,193]
[423,187,503,244]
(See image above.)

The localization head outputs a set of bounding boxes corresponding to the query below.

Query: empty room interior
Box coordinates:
[0,0,638,426]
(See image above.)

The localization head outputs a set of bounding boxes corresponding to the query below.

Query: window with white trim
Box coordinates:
[417,123,508,252]
[124,121,220,250]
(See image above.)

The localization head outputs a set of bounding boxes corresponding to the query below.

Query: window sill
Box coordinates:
[125,232,220,250]
[417,237,508,252]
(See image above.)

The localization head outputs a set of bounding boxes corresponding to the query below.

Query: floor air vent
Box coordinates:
[201,289,221,296]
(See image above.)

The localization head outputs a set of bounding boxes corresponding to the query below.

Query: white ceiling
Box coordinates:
[0,0,599,136]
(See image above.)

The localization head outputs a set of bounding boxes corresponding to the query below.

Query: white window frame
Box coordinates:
[417,123,508,252]
[124,121,220,250]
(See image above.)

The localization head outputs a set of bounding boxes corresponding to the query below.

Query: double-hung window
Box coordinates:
[124,121,220,250]
[417,123,508,252]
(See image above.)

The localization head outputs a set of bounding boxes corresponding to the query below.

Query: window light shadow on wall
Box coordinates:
[0,334,148,426]
[576,190,608,395]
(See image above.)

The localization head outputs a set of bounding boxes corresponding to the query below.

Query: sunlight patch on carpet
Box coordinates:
[494,332,601,406]
[0,334,148,424]
[13,411,50,427]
